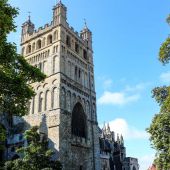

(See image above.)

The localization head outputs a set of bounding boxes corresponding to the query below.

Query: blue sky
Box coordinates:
[8,0,170,169]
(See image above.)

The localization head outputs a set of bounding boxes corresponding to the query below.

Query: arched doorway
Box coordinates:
[71,102,87,138]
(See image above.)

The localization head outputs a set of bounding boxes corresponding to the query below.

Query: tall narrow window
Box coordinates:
[45,91,51,111]
[37,39,42,50]
[66,35,71,47]
[75,66,77,81]
[83,49,87,59]
[32,43,35,52]
[47,34,53,45]
[75,42,79,53]
[26,45,31,54]
[38,92,43,112]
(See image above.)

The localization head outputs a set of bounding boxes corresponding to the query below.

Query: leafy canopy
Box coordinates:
[0,0,45,117]
[147,15,170,170]
[3,126,62,170]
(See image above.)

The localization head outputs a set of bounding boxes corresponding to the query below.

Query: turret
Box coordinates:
[106,123,111,134]
[21,14,35,43]
[120,134,124,146]
[53,0,67,26]
[80,20,92,50]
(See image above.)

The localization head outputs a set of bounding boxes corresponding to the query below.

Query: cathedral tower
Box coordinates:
[21,1,100,170]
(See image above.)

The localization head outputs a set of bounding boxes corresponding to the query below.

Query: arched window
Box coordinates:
[47,34,53,45]
[32,43,35,52]
[38,92,43,112]
[26,44,31,54]
[53,30,58,41]
[45,90,51,111]
[71,102,87,138]
[36,39,42,50]
[52,88,58,109]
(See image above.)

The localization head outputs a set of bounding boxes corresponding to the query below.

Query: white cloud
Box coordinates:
[125,83,149,92]
[98,91,140,105]
[103,79,113,89]
[160,71,170,84]
[139,154,155,170]
[108,118,148,140]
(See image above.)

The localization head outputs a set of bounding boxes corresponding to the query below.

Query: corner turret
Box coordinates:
[80,20,92,50]
[53,0,67,26]
[21,14,35,43]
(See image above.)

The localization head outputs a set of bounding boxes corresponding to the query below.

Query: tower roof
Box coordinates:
[22,12,34,26]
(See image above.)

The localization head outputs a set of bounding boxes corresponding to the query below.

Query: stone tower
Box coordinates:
[21,1,100,170]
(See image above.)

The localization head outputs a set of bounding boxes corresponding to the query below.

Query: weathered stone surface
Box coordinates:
[21,1,100,169]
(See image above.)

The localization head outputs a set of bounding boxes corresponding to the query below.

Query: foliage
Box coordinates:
[0,125,6,150]
[0,0,45,117]
[147,14,170,170]
[3,126,62,170]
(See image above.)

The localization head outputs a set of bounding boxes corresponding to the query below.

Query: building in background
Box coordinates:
[99,124,139,170]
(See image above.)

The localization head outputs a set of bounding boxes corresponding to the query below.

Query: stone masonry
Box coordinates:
[21,1,100,170]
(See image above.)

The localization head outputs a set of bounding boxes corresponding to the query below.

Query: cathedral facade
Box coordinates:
[20,1,100,170]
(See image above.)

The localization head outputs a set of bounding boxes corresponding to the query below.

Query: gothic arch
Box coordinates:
[47,34,53,45]
[36,39,42,50]
[45,90,51,111]
[26,44,31,54]
[38,92,43,112]
[53,30,58,40]
[71,102,87,138]
[32,42,35,52]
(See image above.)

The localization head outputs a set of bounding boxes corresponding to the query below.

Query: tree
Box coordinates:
[0,0,45,118]
[0,0,45,166]
[147,15,170,170]
[2,126,62,170]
